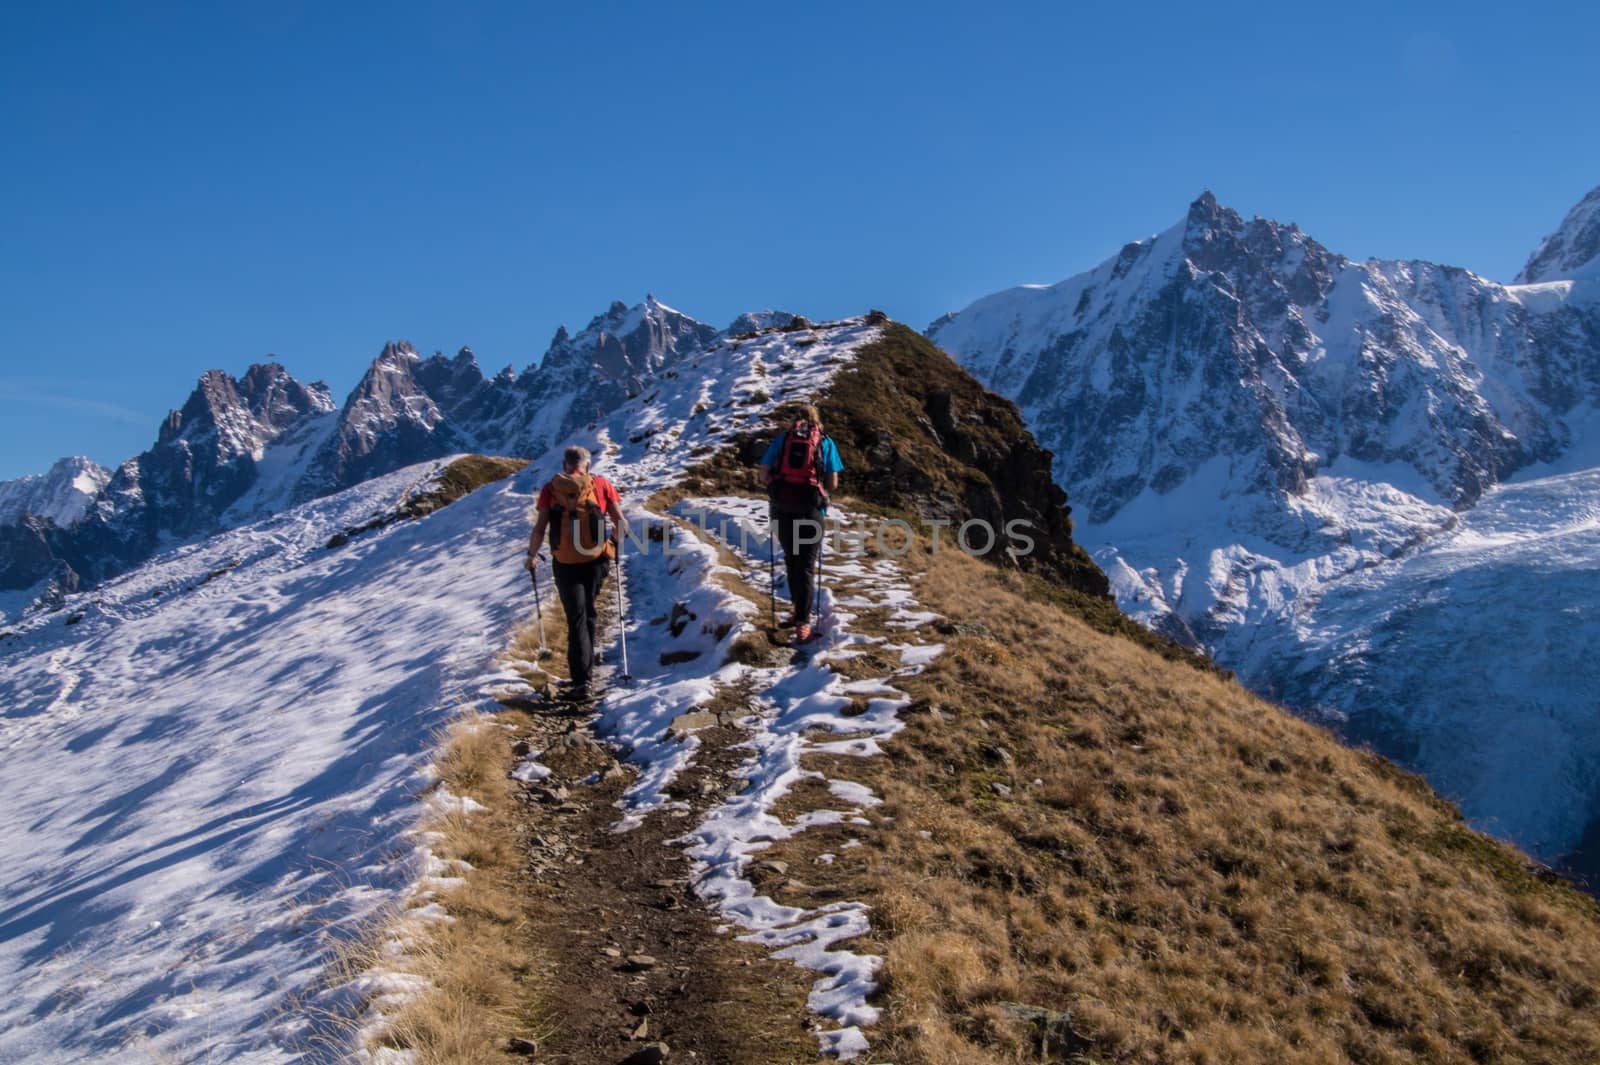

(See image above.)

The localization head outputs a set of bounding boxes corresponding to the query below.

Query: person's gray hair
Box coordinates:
[563,445,591,472]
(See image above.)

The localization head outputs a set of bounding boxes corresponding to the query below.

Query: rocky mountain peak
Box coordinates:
[302,340,479,497]
[339,343,446,428]
[933,192,1600,532]
[156,363,330,449]
[240,361,336,424]
[1183,189,1227,231]
[0,456,112,528]
[540,295,717,381]
[1178,192,1341,293]
[1518,183,1600,284]
[414,346,491,418]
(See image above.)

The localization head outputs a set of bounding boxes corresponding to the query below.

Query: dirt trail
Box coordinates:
[499,694,823,1064]
[494,501,935,1063]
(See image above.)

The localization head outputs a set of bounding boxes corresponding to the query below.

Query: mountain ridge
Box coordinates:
[929,184,1600,872]
[0,297,796,608]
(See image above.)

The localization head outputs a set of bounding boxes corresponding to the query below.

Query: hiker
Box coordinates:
[759,404,843,643]
[527,446,626,699]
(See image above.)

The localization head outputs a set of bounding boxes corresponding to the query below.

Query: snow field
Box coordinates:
[0,459,544,1063]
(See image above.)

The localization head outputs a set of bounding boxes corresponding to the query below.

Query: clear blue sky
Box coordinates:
[3,0,1597,480]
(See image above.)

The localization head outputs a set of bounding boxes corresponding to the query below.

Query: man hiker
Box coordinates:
[526,445,626,700]
[759,404,843,644]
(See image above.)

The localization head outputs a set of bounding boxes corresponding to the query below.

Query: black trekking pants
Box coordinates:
[773,510,825,625]
[552,557,611,686]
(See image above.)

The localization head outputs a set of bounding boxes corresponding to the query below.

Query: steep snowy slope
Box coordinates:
[931,186,1600,870]
[0,458,535,1062]
[0,315,880,1062]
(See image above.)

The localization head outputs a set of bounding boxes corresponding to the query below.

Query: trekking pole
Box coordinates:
[768,518,778,628]
[813,515,825,625]
[614,521,632,683]
[530,564,552,659]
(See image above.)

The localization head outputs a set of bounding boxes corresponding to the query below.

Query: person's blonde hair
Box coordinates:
[798,403,821,427]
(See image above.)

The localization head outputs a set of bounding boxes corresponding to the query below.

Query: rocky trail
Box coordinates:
[497,696,823,1064]
[487,494,943,1063]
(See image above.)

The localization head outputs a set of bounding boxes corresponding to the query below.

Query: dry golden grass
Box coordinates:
[333,599,575,1063]
[850,546,1600,1065]
[324,598,563,1061]
[508,595,568,683]
[402,455,529,519]
[342,698,549,1064]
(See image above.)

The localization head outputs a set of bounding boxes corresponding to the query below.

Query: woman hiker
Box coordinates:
[526,445,627,701]
[759,404,844,644]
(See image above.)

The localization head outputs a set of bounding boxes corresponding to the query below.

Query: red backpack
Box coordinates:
[769,420,826,512]
[548,472,614,564]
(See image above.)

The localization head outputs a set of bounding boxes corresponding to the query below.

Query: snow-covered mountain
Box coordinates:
[291,295,723,504]
[930,185,1600,872]
[0,458,113,604]
[1519,184,1600,283]
[0,456,109,527]
[0,296,765,608]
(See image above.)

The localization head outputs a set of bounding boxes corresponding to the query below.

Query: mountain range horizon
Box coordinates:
[7,181,1599,484]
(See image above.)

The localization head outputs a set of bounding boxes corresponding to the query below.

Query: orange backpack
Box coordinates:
[548,473,613,564]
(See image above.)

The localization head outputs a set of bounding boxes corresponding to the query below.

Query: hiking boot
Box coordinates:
[794,622,816,644]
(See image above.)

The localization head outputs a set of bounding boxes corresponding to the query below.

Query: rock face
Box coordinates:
[929,186,1600,868]
[0,518,61,592]
[303,341,463,495]
[932,191,1600,529]
[818,325,1106,596]
[0,296,734,597]
[1518,183,1600,283]
[37,364,336,589]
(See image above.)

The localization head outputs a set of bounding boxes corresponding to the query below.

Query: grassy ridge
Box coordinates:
[704,320,1600,1062]
[788,545,1600,1064]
